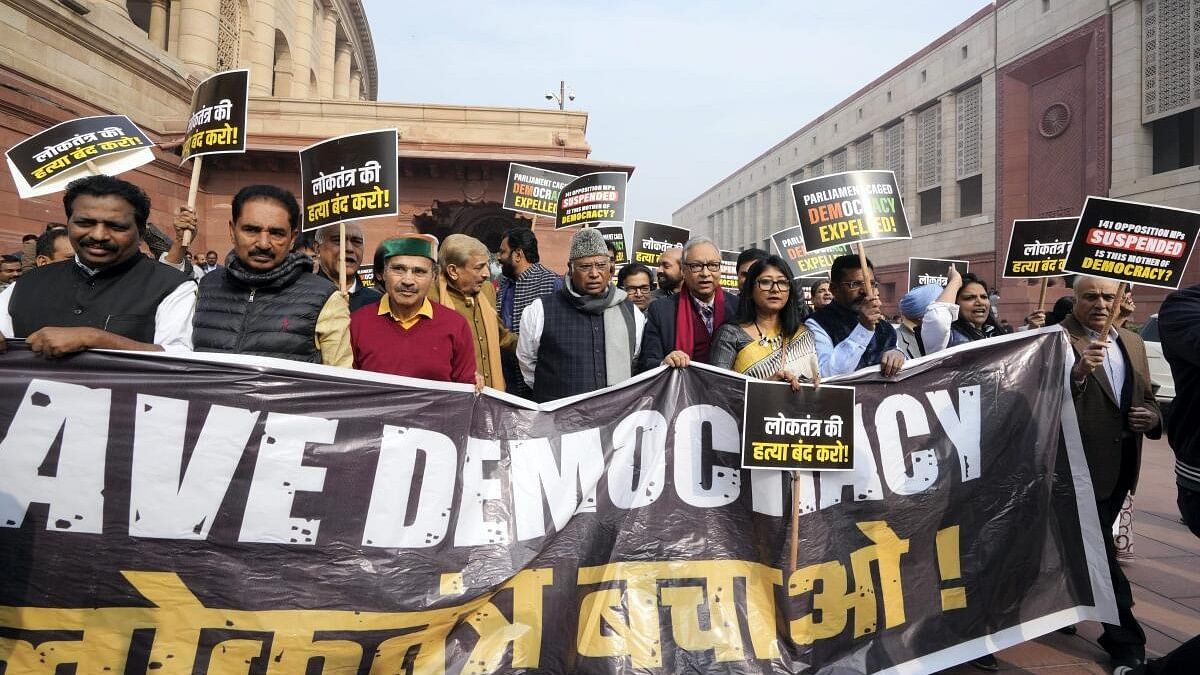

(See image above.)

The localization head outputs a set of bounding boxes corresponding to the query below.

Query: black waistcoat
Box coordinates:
[809,301,897,369]
[193,253,334,363]
[533,289,633,403]
[9,254,189,342]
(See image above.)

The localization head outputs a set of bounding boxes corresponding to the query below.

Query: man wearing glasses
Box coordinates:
[617,263,655,313]
[805,254,904,377]
[639,236,739,370]
[516,228,645,402]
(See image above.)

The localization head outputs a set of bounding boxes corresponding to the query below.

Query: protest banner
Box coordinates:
[789,170,910,251]
[1004,217,1076,281]
[770,226,850,279]
[503,163,576,220]
[908,257,969,290]
[631,220,688,266]
[742,382,854,471]
[300,129,399,233]
[720,249,740,292]
[1063,196,1198,290]
[555,172,627,229]
[596,225,628,266]
[180,69,249,164]
[0,330,1116,673]
[5,115,155,198]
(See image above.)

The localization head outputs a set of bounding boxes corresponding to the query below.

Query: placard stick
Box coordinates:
[182,156,203,248]
[857,242,875,299]
[1097,283,1127,344]
[529,214,539,230]
[84,159,101,176]
[1036,277,1049,312]
[338,221,348,295]
[788,367,822,574]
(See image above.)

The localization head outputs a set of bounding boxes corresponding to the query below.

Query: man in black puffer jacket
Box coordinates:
[191,185,351,366]
[1160,282,1200,537]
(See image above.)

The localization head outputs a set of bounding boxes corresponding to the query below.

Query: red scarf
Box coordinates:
[674,289,724,355]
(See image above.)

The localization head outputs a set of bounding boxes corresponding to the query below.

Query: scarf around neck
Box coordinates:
[562,279,635,387]
[674,289,725,355]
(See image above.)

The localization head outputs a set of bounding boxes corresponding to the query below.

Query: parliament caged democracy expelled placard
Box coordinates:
[0,331,1115,674]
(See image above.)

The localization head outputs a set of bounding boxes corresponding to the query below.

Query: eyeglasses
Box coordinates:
[840,280,880,290]
[683,261,722,273]
[624,285,652,295]
[755,278,791,291]
[572,261,610,274]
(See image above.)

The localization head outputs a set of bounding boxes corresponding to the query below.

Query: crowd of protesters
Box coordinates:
[1,174,1198,673]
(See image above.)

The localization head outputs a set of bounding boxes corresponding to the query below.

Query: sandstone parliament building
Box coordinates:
[674,0,1200,322]
[0,0,629,265]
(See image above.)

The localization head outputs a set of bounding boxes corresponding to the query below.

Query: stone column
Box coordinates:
[249,2,275,96]
[177,0,220,71]
[167,0,182,55]
[334,41,352,99]
[148,0,168,49]
[291,0,315,98]
[901,112,919,226]
[349,69,362,101]
[319,11,336,98]
[939,93,960,222]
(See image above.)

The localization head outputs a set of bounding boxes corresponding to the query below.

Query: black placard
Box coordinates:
[5,115,156,197]
[596,225,628,266]
[502,163,576,219]
[789,170,910,250]
[1003,218,1077,278]
[719,250,740,293]
[770,226,850,279]
[1062,196,1199,289]
[741,380,855,471]
[300,129,399,232]
[630,221,688,267]
[181,69,249,163]
[555,172,628,229]
[907,258,969,289]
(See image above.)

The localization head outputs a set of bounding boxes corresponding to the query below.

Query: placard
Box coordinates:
[908,257,969,289]
[719,250,740,292]
[300,129,399,232]
[555,172,627,229]
[629,220,687,267]
[6,115,156,198]
[1062,196,1199,289]
[741,380,855,471]
[180,69,249,163]
[789,170,910,250]
[502,163,576,219]
[1003,217,1077,278]
[770,226,850,279]
[595,225,628,266]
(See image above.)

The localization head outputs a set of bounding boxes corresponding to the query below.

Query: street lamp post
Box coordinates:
[545,80,575,110]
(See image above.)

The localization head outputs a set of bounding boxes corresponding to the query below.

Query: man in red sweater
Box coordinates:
[349,235,477,386]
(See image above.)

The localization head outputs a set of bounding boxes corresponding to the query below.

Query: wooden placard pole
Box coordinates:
[857,241,875,299]
[83,159,101,176]
[338,221,348,295]
[1097,283,1127,345]
[182,156,203,248]
[1036,277,1049,313]
[788,367,821,574]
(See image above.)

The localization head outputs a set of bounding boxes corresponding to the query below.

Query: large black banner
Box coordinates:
[0,331,1115,673]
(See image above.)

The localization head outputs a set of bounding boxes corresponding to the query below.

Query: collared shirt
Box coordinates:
[804,317,876,377]
[0,255,197,352]
[379,295,434,330]
[691,294,716,334]
[1084,325,1127,401]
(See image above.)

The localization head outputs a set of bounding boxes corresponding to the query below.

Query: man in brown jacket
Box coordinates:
[1062,276,1161,670]
[429,234,515,390]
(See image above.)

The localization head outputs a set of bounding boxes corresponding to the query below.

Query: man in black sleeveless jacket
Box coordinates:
[805,254,905,377]
[0,175,195,356]
[190,185,351,366]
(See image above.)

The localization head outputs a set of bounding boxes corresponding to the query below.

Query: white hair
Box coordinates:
[682,235,717,258]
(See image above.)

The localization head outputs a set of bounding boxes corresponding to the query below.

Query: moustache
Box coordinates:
[78,238,117,252]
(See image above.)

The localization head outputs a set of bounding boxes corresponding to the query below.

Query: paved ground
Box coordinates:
[939,436,1200,674]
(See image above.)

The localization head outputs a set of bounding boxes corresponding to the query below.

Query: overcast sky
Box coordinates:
[361,1,987,225]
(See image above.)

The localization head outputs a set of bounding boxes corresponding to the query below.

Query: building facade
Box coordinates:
[674,0,1200,323]
[0,0,625,268]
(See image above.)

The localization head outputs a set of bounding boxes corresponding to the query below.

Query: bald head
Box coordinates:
[657,246,683,293]
[1072,276,1122,332]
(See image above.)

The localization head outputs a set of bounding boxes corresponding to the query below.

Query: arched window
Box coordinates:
[272,30,293,97]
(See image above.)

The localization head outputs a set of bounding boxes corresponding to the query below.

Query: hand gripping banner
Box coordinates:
[0,329,1115,674]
